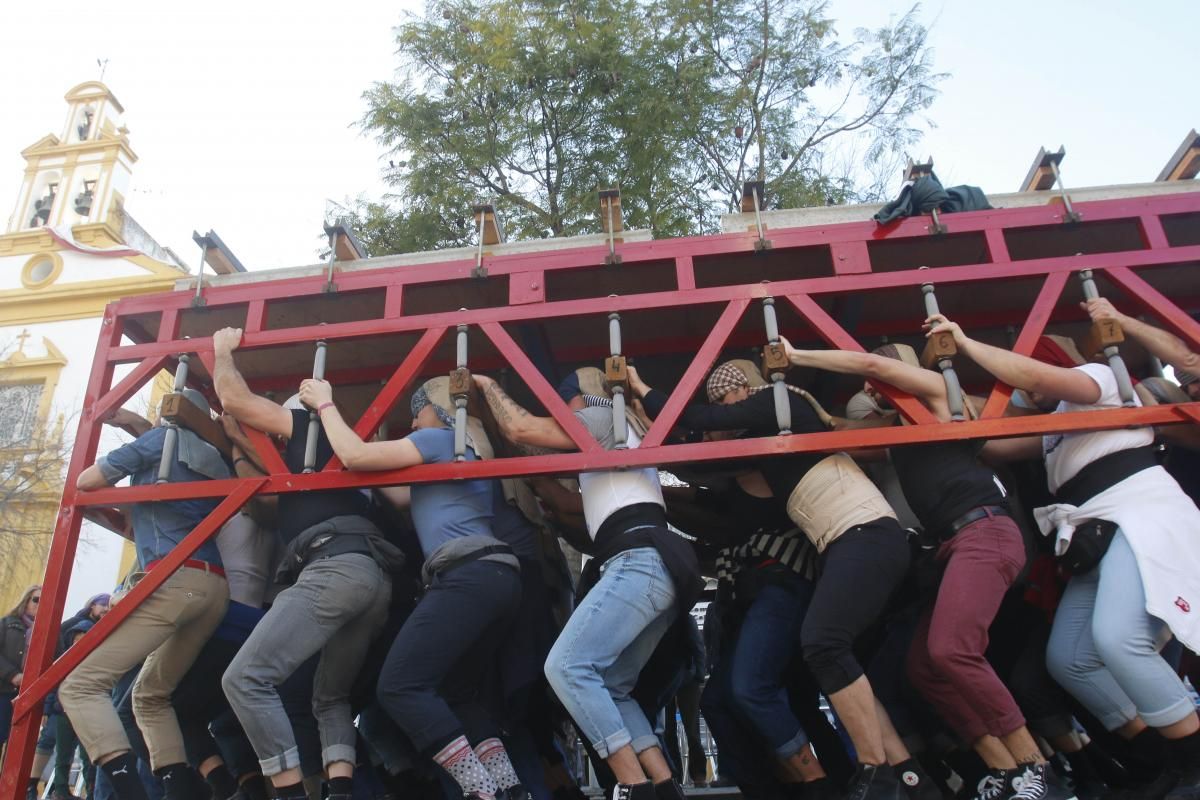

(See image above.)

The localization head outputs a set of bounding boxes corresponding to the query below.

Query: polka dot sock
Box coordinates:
[434,736,499,799]
[474,738,521,791]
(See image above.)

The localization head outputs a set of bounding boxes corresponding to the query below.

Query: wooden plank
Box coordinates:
[160,392,233,458]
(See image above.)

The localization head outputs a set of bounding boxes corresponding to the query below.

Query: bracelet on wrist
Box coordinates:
[317,402,335,414]
[233,456,250,468]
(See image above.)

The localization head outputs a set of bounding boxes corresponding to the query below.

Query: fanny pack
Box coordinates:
[1053,446,1155,576]
[1059,519,1118,576]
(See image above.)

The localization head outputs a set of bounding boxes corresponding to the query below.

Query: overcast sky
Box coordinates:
[1,1,1195,272]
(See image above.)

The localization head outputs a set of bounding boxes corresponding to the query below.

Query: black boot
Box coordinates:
[652,780,684,800]
[612,783,657,800]
[844,764,901,800]
[1164,729,1200,800]
[970,769,1013,800]
[892,758,939,800]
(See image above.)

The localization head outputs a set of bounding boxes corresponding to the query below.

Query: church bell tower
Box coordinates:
[5,81,137,235]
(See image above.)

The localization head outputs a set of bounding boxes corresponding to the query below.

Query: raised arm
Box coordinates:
[212,327,293,438]
[473,374,577,451]
[297,379,423,471]
[780,336,949,419]
[925,314,1101,405]
[1085,298,1200,375]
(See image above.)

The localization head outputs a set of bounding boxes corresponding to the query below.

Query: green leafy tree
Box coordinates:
[355,0,942,254]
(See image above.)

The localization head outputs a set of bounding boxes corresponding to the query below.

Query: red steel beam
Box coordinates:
[103,192,1200,320]
[640,299,749,449]
[1103,265,1200,353]
[105,245,1200,367]
[325,326,446,471]
[785,293,940,425]
[5,191,1199,800]
[479,322,601,454]
[979,272,1070,419]
[64,404,1200,506]
[0,307,122,800]
[12,480,264,718]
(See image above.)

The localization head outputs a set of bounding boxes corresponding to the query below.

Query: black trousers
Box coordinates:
[376,560,521,754]
[801,519,911,694]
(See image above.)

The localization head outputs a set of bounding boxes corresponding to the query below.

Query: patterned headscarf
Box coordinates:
[704,359,832,428]
[705,359,767,403]
[410,384,454,427]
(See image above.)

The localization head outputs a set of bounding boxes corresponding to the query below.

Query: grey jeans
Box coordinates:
[222,553,390,775]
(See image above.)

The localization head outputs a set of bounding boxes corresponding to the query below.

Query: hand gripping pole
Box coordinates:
[606,309,629,449]
[1079,268,1137,406]
[156,351,191,483]
[450,314,471,461]
[760,297,792,435]
[919,268,966,421]
[302,339,328,473]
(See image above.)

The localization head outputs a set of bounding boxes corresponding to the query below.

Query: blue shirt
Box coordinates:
[491,486,538,560]
[97,426,227,569]
[407,427,494,558]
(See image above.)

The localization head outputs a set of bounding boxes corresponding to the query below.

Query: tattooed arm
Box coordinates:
[473,374,577,451]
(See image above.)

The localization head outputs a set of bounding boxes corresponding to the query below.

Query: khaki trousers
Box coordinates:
[60,566,228,768]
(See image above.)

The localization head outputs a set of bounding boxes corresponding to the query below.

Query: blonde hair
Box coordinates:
[8,584,41,619]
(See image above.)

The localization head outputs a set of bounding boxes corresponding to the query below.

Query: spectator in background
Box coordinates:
[2,586,41,747]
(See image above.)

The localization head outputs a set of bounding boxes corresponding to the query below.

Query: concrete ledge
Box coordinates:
[175,228,653,289]
[719,180,1200,234]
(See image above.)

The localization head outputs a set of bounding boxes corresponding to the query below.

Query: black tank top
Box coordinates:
[889,438,1005,535]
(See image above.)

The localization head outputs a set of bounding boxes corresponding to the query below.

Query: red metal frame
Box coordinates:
[3,190,1199,793]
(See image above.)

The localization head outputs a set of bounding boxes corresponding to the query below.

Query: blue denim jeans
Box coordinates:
[729,577,814,759]
[545,547,676,759]
[1046,531,1194,730]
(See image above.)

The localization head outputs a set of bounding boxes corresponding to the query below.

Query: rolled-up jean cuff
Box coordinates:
[774,730,809,760]
[1097,704,1138,733]
[258,746,301,777]
[630,733,660,755]
[323,744,357,768]
[1140,696,1197,729]
[593,728,632,759]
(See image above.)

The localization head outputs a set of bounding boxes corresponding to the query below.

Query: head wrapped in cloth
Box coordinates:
[1032,335,1086,368]
[871,343,920,368]
[704,358,833,429]
[556,367,651,438]
[705,359,767,403]
[410,377,494,459]
[1136,376,1189,407]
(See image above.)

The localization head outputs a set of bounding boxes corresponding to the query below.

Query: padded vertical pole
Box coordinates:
[302,339,328,472]
[920,272,966,421]
[157,352,190,483]
[761,297,792,434]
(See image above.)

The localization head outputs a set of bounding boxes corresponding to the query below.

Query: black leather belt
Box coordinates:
[946,505,1009,538]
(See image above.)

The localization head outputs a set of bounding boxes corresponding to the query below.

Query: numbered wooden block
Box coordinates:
[448,367,473,397]
[1083,318,1124,357]
[921,331,957,369]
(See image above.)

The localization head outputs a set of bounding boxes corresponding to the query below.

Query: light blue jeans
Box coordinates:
[1046,531,1194,731]
[545,547,676,759]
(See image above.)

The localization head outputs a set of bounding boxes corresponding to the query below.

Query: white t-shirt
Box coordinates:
[574,406,665,539]
[1043,363,1153,494]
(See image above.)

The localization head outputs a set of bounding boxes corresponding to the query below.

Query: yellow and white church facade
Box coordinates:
[0,82,188,612]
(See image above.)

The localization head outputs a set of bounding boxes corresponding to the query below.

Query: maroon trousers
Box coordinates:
[906,511,1027,742]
